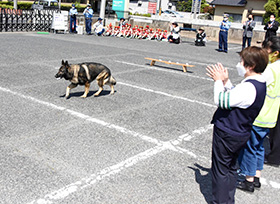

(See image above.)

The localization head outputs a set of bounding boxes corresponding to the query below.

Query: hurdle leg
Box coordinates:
[182,65,187,72]
[150,60,156,66]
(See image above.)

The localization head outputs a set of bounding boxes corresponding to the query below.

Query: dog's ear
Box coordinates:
[62,60,65,65]
[65,61,69,66]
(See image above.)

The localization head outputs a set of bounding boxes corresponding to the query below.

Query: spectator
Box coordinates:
[69,4,78,33]
[218,14,231,53]
[168,22,181,44]
[242,14,256,50]
[237,37,280,193]
[93,18,105,36]
[83,4,94,35]
[119,17,126,27]
[264,14,279,40]
[195,27,206,46]
[206,46,268,204]
[265,108,280,167]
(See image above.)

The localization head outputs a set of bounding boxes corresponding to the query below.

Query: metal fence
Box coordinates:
[0,8,54,32]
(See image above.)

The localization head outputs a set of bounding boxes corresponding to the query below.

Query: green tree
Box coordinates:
[264,0,280,23]
[177,0,212,14]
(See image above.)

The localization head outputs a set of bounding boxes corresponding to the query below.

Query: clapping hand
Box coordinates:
[206,63,228,84]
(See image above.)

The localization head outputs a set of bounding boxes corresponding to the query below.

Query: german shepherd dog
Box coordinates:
[55,60,116,98]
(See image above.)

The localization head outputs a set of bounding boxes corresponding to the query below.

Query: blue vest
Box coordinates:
[211,79,266,136]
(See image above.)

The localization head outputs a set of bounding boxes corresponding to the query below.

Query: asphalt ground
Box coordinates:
[0,32,279,204]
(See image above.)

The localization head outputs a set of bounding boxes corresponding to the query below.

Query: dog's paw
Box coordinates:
[80,95,87,98]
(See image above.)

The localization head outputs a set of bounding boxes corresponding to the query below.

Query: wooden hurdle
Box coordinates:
[145,57,195,72]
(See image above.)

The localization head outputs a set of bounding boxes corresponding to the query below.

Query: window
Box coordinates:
[228,13,242,23]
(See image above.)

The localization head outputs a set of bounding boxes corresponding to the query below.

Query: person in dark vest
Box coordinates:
[242,14,256,49]
[206,46,268,204]
[264,14,279,40]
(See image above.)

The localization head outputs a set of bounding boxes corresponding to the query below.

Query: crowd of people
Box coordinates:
[104,23,169,41]
[69,5,280,203]
[68,4,207,44]
[207,35,280,203]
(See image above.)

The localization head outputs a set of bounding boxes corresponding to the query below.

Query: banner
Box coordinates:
[112,0,125,19]
[148,2,157,14]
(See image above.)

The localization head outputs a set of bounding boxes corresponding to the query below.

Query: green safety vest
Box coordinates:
[254,60,280,128]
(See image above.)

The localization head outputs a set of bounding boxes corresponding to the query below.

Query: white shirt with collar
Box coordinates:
[214,74,266,109]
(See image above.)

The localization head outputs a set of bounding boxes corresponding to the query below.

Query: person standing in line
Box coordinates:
[237,37,280,193]
[206,46,268,204]
[242,14,256,50]
[83,4,94,35]
[264,14,279,40]
[218,14,231,53]
[69,4,78,33]
[265,108,280,167]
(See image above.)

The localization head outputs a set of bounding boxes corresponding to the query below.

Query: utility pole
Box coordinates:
[13,0,17,10]
[100,0,106,20]
[192,0,198,19]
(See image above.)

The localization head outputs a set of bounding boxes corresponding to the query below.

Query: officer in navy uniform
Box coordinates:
[218,14,231,53]
[69,4,78,33]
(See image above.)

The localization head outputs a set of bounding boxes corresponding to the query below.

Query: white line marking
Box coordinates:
[27,145,166,204]
[1,87,279,204]
[228,46,241,50]
[0,87,65,111]
[27,125,214,204]
[118,81,216,108]
[115,60,213,81]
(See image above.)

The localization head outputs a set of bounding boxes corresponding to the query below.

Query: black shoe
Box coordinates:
[264,160,280,167]
[237,180,254,192]
[254,177,261,188]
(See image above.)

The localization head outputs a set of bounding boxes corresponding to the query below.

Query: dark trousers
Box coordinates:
[219,31,228,52]
[85,18,92,34]
[69,16,76,32]
[242,36,251,49]
[212,126,250,204]
[168,35,180,44]
[266,110,280,165]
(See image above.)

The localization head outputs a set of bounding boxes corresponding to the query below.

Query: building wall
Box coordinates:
[213,0,266,24]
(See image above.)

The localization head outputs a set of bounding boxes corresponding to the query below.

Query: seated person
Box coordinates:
[195,27,206,46]
[93,18,105,36]
[168,22,181,44]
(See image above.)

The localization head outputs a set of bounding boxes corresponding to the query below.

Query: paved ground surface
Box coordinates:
[0,32,279,204]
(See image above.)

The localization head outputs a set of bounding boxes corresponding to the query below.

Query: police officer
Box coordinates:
[218,14,231,53]
[69,4,78,33]
[83,4,94,35]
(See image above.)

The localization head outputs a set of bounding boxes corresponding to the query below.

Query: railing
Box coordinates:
[0,8,54,32]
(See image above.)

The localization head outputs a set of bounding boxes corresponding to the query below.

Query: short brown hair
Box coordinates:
[240,46,268,73]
